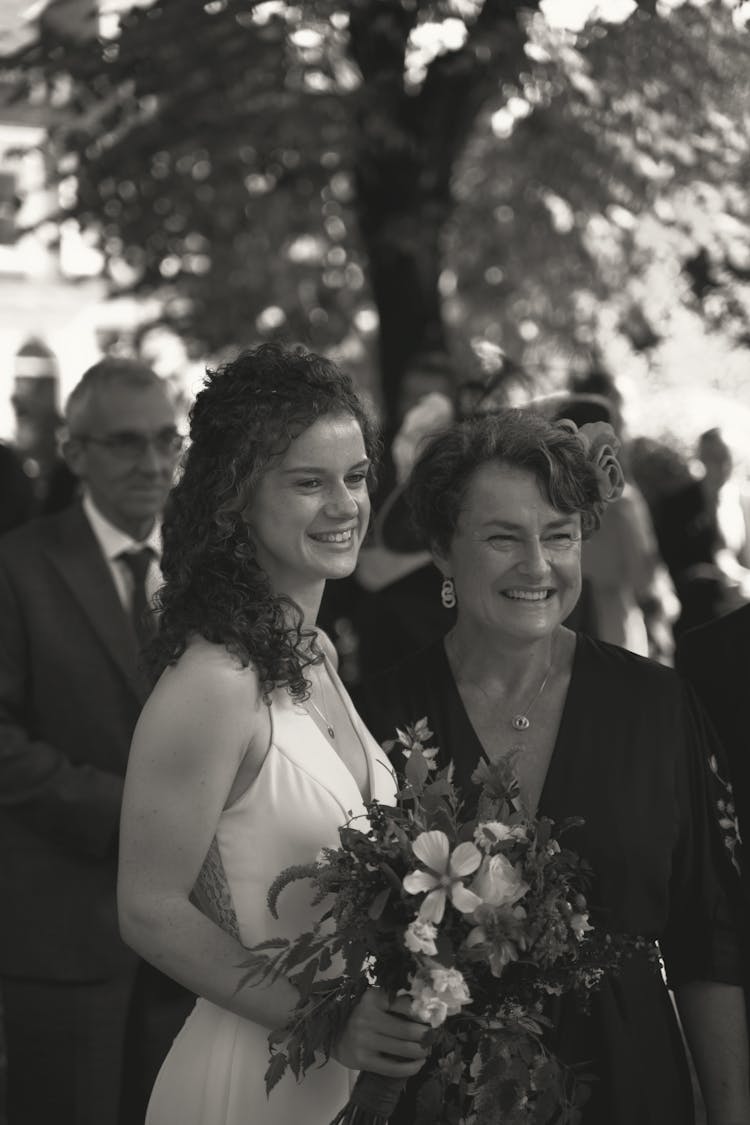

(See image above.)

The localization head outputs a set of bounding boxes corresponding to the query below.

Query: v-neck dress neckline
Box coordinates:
[434,632,582,817]
[309,644,375,804]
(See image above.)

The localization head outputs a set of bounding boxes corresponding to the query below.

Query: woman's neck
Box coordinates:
[444,623,563,697]
[276,581,324,632]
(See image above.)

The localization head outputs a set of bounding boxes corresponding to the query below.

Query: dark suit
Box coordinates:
[676,603,750,1020]
[0,502,191,1125]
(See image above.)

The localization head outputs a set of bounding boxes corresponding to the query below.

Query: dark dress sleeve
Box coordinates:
[660,680,744,989]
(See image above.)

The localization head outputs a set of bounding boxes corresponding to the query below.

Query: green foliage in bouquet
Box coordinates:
[240,721,658,1125]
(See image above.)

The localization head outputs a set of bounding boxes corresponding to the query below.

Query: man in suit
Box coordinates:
[0,441,34,534]
[0,358,193,1125]
[676,603,750,1022]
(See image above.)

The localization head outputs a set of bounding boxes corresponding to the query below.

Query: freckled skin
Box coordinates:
[243,413,371,608]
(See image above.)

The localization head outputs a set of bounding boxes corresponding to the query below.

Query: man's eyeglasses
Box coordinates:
[75,429,185,462]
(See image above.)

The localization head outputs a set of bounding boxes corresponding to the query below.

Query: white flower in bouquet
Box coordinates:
[410,965,472,1027]
[466,921,522,977]
[471,853,529,909]
[430,966,472,1008]
[404,919,439,956]
[570,911,593,940]
[473,820,528,849]
[410,989,450,1028]
[403,830,483,923]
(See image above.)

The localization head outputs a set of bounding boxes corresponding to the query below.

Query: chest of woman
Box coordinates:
[457,672,571,818]
[377,647,681,932]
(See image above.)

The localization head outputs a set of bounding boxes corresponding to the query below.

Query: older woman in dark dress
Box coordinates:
[358,408,749,1125]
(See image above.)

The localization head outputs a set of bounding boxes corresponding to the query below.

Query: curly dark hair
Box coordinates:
[406,407,604,555]
[150,343,380,700]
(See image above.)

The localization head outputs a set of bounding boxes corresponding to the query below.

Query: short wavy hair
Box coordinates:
[150,343,380,700]
[65,357,166,436]
[406,407,603,556]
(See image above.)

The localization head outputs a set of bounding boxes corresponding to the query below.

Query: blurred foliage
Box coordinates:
[449,2,750,393]
[1,0,749,427]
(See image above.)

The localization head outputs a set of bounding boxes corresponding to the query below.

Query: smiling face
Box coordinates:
[244,413,371,604]
[434,462,583,645]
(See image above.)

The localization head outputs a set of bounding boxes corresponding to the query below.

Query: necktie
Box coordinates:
[117,547,156,650]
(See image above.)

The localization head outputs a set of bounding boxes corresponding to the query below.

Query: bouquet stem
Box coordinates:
[330,1071,407,1125]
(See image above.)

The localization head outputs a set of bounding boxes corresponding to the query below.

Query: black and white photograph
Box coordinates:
[0,1,749,1123]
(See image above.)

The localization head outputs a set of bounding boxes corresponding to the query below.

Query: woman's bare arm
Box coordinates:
[117,640,428,1074]
[118,640,299,1029]
[676,980,750,1125]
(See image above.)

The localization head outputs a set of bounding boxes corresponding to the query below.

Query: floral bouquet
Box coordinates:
[241,721,655,1125]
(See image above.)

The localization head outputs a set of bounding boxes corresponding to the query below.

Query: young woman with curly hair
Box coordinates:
[118,344,429,1125]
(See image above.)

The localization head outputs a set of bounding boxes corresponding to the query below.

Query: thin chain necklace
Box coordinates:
[447,634,555,733]
[510,664,552,731]
[308,663,336,740]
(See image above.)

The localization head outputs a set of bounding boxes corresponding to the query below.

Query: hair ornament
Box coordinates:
[556,418,625,507]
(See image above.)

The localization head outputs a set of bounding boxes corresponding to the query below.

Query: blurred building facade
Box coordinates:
[0,0,165,441]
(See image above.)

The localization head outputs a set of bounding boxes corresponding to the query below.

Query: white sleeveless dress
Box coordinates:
[145,657,397,1125]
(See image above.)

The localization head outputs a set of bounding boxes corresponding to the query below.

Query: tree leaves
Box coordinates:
[3,1,749,421]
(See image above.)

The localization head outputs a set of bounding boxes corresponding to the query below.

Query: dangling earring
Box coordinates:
[440,577,456,609]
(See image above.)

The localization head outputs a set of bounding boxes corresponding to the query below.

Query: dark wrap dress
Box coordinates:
[356,634,743,1125]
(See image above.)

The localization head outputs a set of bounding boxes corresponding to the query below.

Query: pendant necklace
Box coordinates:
[510,663,553,732]
[308,664,336,740]
[447,632,555,734]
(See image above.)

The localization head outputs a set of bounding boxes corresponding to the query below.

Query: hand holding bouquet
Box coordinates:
[241,721,655,1125]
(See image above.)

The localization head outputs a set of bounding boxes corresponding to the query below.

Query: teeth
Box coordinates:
[312,530,353,543]
[504,589,550,601]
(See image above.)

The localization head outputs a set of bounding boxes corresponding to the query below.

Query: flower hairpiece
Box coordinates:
[556,418,625,507]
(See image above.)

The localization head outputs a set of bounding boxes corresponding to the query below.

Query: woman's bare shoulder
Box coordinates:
[146,635,264,719]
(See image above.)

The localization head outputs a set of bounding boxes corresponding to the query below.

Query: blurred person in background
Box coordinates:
[0,358,193,1125]
[10,379,79,519]
[695,428,750,590]
[675,602,750,1035]
[352,351,458,681]
[543,393,679,663]
[0,442,34,536]
[676,602,750,1007]
[653,426,750,636]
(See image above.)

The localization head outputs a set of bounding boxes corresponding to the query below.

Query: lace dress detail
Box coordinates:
[191,837,241,940]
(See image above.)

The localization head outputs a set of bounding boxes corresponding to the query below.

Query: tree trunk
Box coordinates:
[349,0,540,431]
[354,182,451,428]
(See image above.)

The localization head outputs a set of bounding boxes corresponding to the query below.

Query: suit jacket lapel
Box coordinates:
[47,503,147,702]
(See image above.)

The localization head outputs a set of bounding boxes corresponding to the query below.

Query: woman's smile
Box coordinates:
[244,413,371,603]
[501,588,554,602]
[309,527,357,545]
[435,463,582,643]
